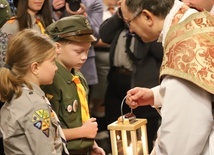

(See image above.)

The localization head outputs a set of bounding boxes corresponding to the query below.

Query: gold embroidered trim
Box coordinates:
[161,11,214,94]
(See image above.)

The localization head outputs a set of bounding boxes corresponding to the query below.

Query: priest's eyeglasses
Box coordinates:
[125,9,142,27]
[117,8,142,28]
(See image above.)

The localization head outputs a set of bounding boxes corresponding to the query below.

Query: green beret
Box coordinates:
[45,15,96,42]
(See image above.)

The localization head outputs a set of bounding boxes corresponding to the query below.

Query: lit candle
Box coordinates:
[117,134,123,155]
[137,141,143,155]
[126,141,143,155]
[126,143,133,155]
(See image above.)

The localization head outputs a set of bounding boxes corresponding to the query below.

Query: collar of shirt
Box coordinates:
[210,5,214,14]
[30,15,41,25]
[22,83,45,97]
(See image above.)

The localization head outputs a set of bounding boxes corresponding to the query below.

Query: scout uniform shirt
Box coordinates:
[42,61,94,151]
[0,84,63,155]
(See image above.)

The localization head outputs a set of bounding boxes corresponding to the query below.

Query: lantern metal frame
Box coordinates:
[107,96,149,155]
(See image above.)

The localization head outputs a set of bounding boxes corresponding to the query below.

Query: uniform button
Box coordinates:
[29,91,33,95]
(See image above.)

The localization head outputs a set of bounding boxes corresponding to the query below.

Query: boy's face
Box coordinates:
[182,0,214,11]
[56,41,91,71]
[120,0,161,42]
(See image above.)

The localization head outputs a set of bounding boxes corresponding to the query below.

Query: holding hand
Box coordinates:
[126,87,154,109]
[52,0,66,10]
[81,118,98,139]
[65,3,87,16]
[90,146,105,155]
[52,0,87,17]
[90,142,106,155]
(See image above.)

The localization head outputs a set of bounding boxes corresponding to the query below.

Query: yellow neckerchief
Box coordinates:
[35,18,45,34]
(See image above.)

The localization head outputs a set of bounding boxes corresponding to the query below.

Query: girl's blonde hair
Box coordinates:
[0,29,55,102]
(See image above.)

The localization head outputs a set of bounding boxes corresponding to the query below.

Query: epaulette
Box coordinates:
[7,16,16,24]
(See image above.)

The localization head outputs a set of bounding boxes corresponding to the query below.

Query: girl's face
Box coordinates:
[57,41,91,71]
[37,53,58,85]
[28,0,45,15]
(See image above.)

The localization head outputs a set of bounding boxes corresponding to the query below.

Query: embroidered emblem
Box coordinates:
[84,18,90,28]
[34,121,42,129]
[67,105,72,113]
[32,109,51,137]
[41,118,51,130]
[0,32,10,66]
[42,128,50,137]
[73,100,78,112]
[32,114,40,122]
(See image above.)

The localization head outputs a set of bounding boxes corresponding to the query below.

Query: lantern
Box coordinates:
[107,97,148,155]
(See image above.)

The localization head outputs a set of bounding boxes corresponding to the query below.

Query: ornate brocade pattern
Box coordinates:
[161,11,214,94]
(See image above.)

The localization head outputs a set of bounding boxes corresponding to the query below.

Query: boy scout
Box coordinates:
[42,15,105,155]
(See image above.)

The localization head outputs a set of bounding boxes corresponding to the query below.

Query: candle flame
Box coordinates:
[127,143,133,155]
[117,135,120,140]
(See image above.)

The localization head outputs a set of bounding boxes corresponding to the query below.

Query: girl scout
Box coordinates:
[0,29,68,155]
[0,0,53,67]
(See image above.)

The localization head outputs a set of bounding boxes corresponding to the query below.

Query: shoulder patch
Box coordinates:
[32,109,51,137]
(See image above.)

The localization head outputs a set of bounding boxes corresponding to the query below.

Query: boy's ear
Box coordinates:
[55,42,62,54]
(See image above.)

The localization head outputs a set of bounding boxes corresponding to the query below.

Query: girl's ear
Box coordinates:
[30,62,39,76]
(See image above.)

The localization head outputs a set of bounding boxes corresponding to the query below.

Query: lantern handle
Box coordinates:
[120,95,133,122]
